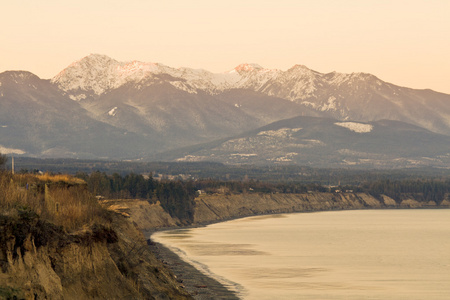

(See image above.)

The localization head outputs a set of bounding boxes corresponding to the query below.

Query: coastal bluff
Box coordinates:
[0,210,191,300]
[122,192,450,231]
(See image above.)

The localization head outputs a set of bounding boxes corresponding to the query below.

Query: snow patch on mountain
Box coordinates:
[268,152,299,162]
[335,122,373,133]
[300,101,318,109]
[169,81,198,94]
[108,107,118,116]
[0,145,26,155]
[175,155,210,162]
[257,128,302,138]
[320,96,338,111]
[69,94,87,101]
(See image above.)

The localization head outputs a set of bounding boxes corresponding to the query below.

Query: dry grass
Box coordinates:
[35,173,86,185]
[43,186,109,231]
[0,173,30,210]
[0,172,110,232]
[14,173,86,185]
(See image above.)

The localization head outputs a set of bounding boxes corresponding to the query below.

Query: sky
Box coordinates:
[1,0,449,93]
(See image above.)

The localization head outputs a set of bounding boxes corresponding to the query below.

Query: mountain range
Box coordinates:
[154,116,450,168]
[1,54,449,168]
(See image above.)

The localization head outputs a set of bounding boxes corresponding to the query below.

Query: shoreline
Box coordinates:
[145,208,450,299]
[144,209,364,299]
[151,209,450,300]
[148,239,240,300]
[136,192,450,299]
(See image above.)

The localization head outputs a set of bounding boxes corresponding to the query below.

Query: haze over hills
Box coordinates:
[155,116,450,168]
[0,71,162,159]
[1,54,450,168]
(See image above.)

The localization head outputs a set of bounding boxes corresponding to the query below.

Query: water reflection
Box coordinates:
[239,267,327,279]
[183,242,268,256]
[159,229,193,240]
[153,210,450,300]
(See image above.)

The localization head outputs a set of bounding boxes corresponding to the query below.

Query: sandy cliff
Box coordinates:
[191,192,448,224]
[120,192,450,231]
[0,213,191,299]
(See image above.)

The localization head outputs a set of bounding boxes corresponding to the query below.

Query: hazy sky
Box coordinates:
[1,0,449,93]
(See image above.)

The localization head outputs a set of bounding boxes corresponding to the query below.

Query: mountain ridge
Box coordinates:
[1,54,450,167]
[50,54,450,135]
[155,115,450,168]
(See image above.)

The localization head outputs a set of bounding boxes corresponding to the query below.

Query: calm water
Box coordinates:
[152,210,450,299]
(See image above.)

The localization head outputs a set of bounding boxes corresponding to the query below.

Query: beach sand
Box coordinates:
[148,239,240,300]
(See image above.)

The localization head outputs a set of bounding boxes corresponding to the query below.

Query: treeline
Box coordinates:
[76,171,450,200]
[76,171,332,198]
[75,171,196,223]
[362,179,450,204]
[75,171,450,222]
[193,179,328,194]
[74,172,331,221]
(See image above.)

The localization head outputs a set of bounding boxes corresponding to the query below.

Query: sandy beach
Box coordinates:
[148,239,240,300]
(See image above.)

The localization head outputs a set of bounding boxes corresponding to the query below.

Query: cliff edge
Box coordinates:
[117,192,450,231]
[0,211,191,300]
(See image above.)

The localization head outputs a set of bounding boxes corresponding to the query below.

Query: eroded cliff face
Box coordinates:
[116,193,450,231]
[191,192,449,225]
[102,199,182,232]
[0,213,191,300]
[6,193,437,299]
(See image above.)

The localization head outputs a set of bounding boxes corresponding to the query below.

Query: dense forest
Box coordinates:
[361,179,450,204]
[6,156,450,221]
[74,171,331,198]
[72,171,450,222]
[75,171,196,223]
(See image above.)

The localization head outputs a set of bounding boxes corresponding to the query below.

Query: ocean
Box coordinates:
[152,210,450,299]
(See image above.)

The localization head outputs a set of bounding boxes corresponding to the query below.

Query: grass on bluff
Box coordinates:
[33,173,86,185]
[0,171,111,232]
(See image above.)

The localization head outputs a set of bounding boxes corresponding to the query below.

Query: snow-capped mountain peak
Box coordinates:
[50,55,448,139]
[52,54,121,95]
[4,54,450,164]
[52,54,174,96]
[233,63,264,72]
[51,55,331,99]
[288,64,311,71]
